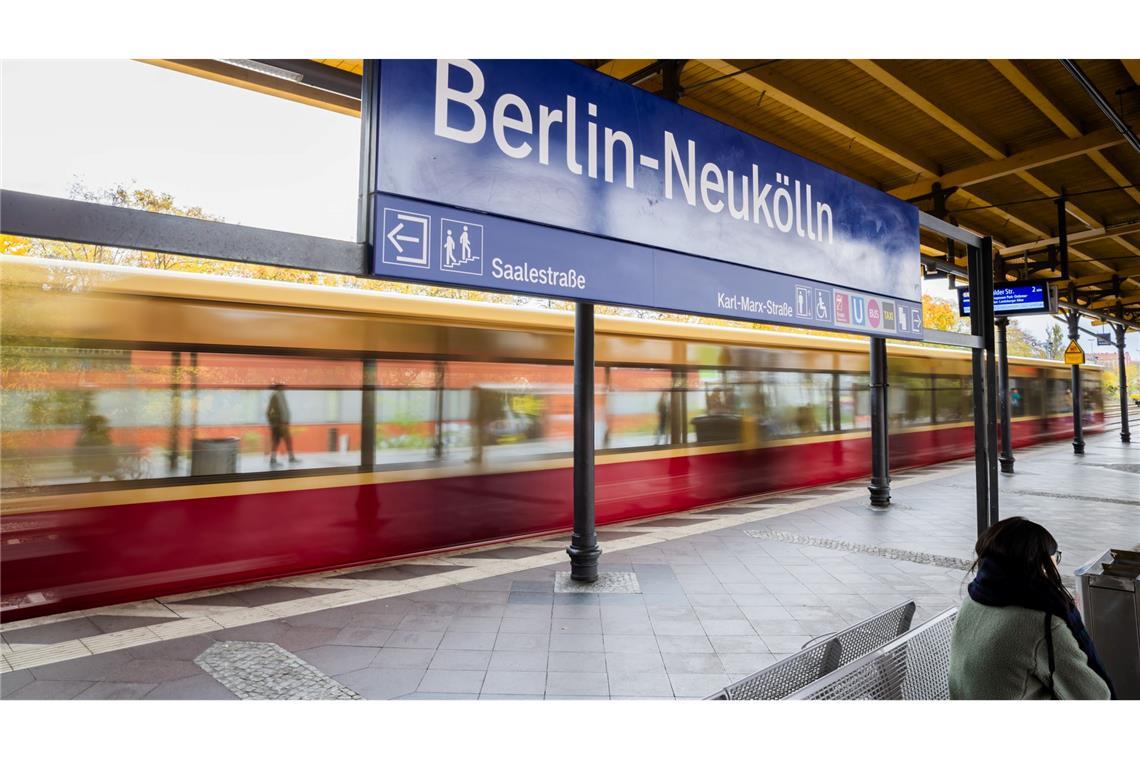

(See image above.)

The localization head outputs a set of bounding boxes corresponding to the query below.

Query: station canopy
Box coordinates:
[147,58,1140,328]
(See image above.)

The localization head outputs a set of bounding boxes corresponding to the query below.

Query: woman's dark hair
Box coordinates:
[972,516,1072,604]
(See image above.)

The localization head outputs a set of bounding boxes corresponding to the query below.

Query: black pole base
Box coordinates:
[567,541,602,583]
[1072,440,1085,455]
[999,456,1015,474]
[868,481,891,509]
[1122,432,1132,444]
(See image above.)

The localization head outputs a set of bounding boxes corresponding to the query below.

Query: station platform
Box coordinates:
[2,426,1136,700]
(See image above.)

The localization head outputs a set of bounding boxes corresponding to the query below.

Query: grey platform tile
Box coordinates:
[761,635,814,654]
[217,620,292,644]
[453,603,507,618]
[2,616,102,645]
[372,648,436,670]
[605,651,666,674]
[383,630,444,649]
[642,518,713,527]
[650,620,706,637]
[718,653,778,674]
[417,669,486,694]
[510,580,554,592]
[661,653,726,675]
[670,673,732,699]
[104,658,204,684]
[655,635,715,654]
[700,507,765,516]
[88,615,179,635]
[749,620,810,636]
[1,669,34,697]
[129,635,217,662]
[330,627,394,648]
[27,651,133,683]
[709,636,770,654]
[296,645,380,676]
[508,591,554,605]
[143,674,240,700]
[489,650,548,672]
[701,620,757,637]
[195,641,361,700]
[553,593,601,607]
[552,604,602,620]
[603,634,659,653]
[546,651,607,673]
[397,614,453,632]
[438,631,497,651]
[545,671,609,697]
[601,617,655,636]
[341,564,458,581]
[399,692,479,700]
[337,668,425,700]
[287,607,356,629]
[494,633,549,652]
[497,617,552,634]
[447,616,502,633]
[502,603,555,619]
[552,618,603,635]
[608,671,674,698]
[549,633,605,653]
[275,626,343,653]
[481,670,546,696]
[74,681,158,700]
[5,680,94,700]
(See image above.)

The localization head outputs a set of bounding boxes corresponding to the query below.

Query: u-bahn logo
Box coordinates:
[850,295,866,326]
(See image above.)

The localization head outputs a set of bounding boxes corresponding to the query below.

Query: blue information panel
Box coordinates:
[370,59,923,340]
[958,284,1053,317]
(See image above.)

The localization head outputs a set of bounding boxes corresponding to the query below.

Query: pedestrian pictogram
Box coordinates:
[381,208,430,268]
[1063,340,1085,365]
[440,218,484,275]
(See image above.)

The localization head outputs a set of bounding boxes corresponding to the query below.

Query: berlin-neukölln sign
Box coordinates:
[370,59,923,340]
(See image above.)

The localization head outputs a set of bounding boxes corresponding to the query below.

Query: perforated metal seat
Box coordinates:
[784,608,958,700]
[708,601,917,700]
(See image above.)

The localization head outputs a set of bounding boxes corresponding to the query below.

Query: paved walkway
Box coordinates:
[2,426,1136,700]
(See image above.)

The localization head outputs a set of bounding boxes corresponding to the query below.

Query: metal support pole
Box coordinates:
[568,302,601,582]
[967,243,992,536]
[361,359,377,471]
[982,239,1000,525]
[168,351,182,474]
[1067,304,1085,455]
[996,317,1015,474]
[868,336,891,508]
[1117,322,1132,444]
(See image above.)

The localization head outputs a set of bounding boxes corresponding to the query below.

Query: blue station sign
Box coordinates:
[958,283,1054,317]
[369,59,923,340]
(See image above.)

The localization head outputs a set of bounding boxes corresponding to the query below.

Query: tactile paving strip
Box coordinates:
[194,641,361,700]
[743,529,972,570]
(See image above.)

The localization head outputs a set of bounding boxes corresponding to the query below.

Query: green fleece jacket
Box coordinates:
[949,597,1111,700]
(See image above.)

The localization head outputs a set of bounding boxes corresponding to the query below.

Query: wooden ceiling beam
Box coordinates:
[888,127,1125,201]
[701,59,939,177]
[595,59,661,82]
[1122,60,1140,86]
[992,59,1140,209]
[1072,261,1140,286]
[1090,291,1140,310]
[999,221,1140,255]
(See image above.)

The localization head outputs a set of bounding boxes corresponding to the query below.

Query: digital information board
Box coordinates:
[369,60,923,340]
[958,283,1054,317]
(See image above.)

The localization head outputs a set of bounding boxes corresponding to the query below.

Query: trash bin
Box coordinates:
[190,437,240,476]
[1074,548,1140,699]
[692,414,742,443]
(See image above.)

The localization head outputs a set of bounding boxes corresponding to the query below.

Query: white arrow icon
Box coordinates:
[381,209,430,267]
[386,220,422,254]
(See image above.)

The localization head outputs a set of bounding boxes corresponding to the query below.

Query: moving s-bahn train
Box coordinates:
[0,256,1104,620]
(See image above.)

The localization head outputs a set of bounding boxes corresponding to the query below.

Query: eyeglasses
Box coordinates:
[1053,550,1063,565]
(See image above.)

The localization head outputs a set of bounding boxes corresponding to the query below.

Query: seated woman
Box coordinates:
[950,516,1113,700]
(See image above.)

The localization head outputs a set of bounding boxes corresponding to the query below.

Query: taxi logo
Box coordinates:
[834,292,850,324]
[882,301,896,331]
[850,295,866,326]
[868,299,881,328]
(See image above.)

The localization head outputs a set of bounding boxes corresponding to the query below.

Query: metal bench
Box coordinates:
[785,607,958,700]
[707,600,917,700]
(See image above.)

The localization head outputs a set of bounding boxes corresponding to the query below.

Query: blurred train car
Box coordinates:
[0,257,1104,620]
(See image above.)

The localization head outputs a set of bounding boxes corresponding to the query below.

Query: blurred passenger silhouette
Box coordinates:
[267,382,299,467]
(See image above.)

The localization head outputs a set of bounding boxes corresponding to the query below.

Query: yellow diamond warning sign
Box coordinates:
[1064,340,1085,365]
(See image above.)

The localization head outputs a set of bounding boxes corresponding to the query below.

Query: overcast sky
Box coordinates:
[2,59,1136,357]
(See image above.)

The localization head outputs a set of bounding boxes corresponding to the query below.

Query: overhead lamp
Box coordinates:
[219,59,304,83]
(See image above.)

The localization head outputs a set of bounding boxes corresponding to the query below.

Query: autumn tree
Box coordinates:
[1042,323,1066,361]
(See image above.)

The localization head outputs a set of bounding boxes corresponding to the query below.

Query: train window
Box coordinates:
[890,374,933,427]
[755,371,835,438]
[1009,376,1043,418]
[1047,378,1072,414]
[837,374,871,431]
[448,361,576,464]
[933,376,969,423]
[601,367,676,450]
[0,347,364,489]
